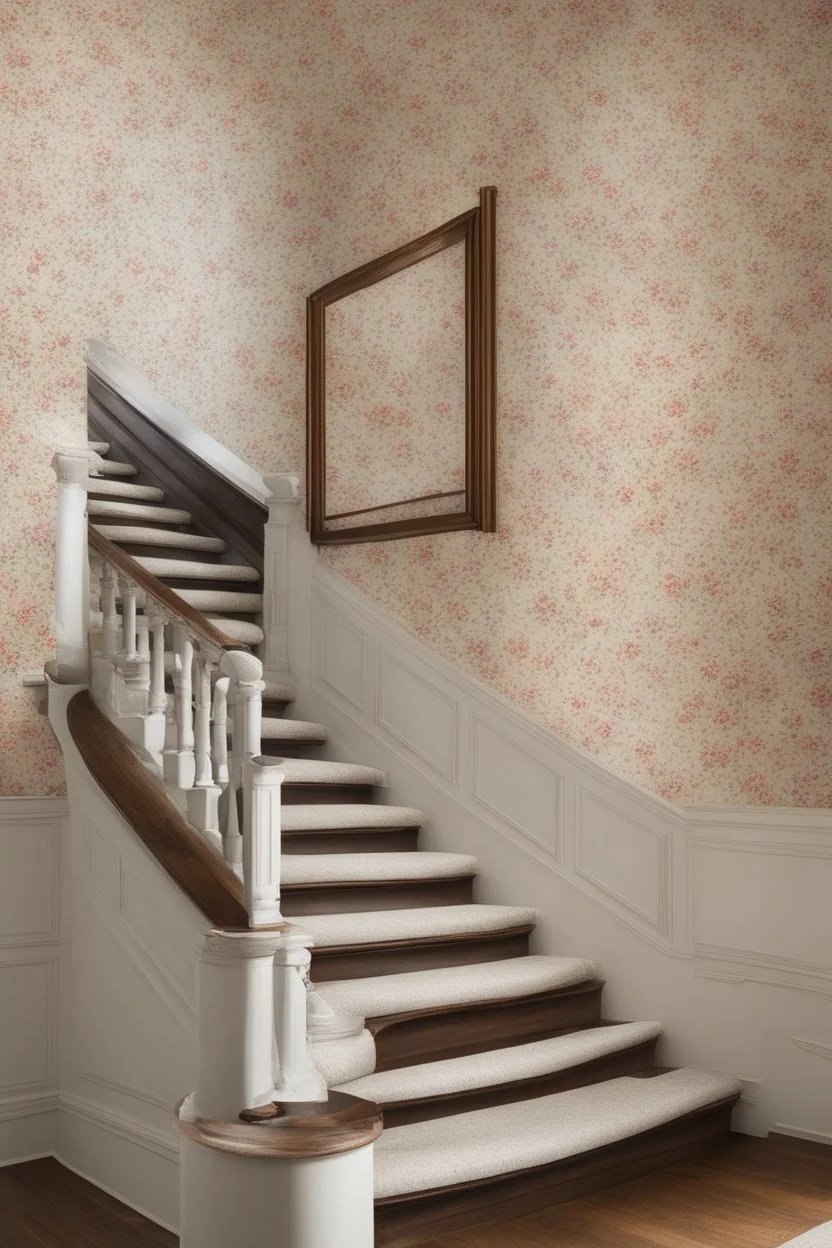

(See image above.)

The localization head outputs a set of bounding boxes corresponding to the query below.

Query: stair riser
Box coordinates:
[282,876,475,917]
[99,543,227,560]
[260,741,327,759]
[374,1096,739,1247]
[311,929,531,982]
[380,1037,660,1128]
[281,829,420,855]
[282,784,377,805]
[163,579,264,596]
[91,516,188,530]
[369,981,604,1072]
[262,701,292,717]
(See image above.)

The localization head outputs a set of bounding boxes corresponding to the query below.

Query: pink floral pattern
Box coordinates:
[2,0,831,805]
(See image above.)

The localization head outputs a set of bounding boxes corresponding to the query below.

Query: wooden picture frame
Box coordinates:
[306,186,496,544]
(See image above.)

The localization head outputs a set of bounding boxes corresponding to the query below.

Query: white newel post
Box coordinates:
[262,471,301,678]
[163,622,196,789]
[218,650,263,877]
[187,652,222,852]
[243,757,283,927]
[51,450,91,681]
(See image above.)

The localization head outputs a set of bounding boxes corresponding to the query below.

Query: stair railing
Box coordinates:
[52,449,327,1126]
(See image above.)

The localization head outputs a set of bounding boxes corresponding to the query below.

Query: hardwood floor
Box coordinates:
[0,1135,829,1246]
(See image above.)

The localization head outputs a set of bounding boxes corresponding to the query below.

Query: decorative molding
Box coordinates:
[377,650,459,785]
[792,1037,832,1062]
[59,1092,179,1165]
[0,955,59,1094]
[313,595,367,712]
[79,1071,172,1112]
[470,713,562,860]
[0,1091,59,1123]
[575,787,670,937]
[693,966,832,1001]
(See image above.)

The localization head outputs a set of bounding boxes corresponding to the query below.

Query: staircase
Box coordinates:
[76,408,741,1246]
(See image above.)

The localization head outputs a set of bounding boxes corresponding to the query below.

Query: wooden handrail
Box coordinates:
[67,690,249,929]
[89,527,243,652]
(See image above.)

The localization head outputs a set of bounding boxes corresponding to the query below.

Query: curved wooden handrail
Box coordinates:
[88,527,243,653]
[67,690,248,929]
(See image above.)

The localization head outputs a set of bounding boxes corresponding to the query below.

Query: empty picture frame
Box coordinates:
[306,186,496,544]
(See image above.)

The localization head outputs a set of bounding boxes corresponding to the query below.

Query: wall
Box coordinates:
[4,0,832,805]
[0,796,64,1165]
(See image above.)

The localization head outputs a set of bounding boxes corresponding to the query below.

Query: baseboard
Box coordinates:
[57,1093,179,1232]
[770,1124,832,1148]
[0,1099,57,1167]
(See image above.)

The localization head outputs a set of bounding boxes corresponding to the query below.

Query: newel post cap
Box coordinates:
[51,449,90,487]
[219,650,264,687]
[263,471,301,503]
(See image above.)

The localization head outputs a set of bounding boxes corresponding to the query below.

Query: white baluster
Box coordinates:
[101,564,119,658]
[211,676,230,786]
[163,622,195,789]
[148,614,167,715]
[187,653,222,853]
[273,937,327,1102]
[50,451,90,681]
[218,651,264,878]
[242,757,283,927]
[119,579,138,661]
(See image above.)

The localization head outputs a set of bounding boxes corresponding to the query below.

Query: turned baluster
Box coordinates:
[148,614,167,715]
[101,564,119,658]
[119,579,139,661]
[218,651,264,877]
[187,652,222,852]
[163,622,195,790]
[211,676,230,786]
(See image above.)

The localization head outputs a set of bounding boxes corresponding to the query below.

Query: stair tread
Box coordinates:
[88,441,109,454]
[135,557,259,581]
[178,588,263,612]
[337,1021,663,1103]
[315,955,597,1020]
[281,804,422,831]
[91,525,226,552]
[282,852,477,886]
[205,617,264,644]
[251,718,327,743]
[87,479,165,502]
[278,759,386,787]
[303,903,536,949]
[312,1030,378,1087]
[373,1067,742,1199]
[88,500,191,523]
[91,458,137,477]
[262,679,296,703]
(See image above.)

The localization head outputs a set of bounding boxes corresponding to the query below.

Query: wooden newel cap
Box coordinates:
[175,1091,383,1160]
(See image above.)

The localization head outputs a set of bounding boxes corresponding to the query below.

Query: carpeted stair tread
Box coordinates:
[255,717,327,743]
[281,804,423,832]
[91,525,227,552]
[312,1030,377,1087]
[204,617,264,644]
[780,1224,832,1247]
[281,852,477,885]
[315,955,597,1020]
[276,759,386,786]
[134,557,260,582]
[88,441,110,454]
[88,499,192,523]
[302,904,537,949]
[87,479,166,502]
[338,1021,663,1103]
[262,679,296,704]
[90,457,137,477]
[177,588,263,612]
[373,1067,742,1199]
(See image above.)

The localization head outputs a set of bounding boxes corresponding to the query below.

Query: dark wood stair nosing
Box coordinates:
[310,925,532,982]
[282,828,421,855]
[282,783,378,805]
[281,875,476,916]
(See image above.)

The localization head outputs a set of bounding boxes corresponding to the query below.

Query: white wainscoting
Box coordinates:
[280,550,832,1142]
[0,796,66,1165]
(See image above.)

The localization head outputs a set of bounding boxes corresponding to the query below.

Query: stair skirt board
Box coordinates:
[83,427,742,1238]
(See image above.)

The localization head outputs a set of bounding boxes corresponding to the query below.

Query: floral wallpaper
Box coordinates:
[2,0,831,806]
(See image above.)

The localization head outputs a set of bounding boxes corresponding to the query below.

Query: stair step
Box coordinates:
[304,904,536,949]
[315,956,597,1057]
[88,500,192,524]
[262,679,295,705]
[178,588,263,613]
[281,853,477,916]
[282,805,423,855]
[338,1021,663,1126]
[91,457,137,477]
[373,1069,741,1235]
[134,557,260,582]
[91,525,227,552]
[279,759,385,787]
[87,479,166,502]
[88,441,110,454]
[205,617,264,645]
[239,717,328,744]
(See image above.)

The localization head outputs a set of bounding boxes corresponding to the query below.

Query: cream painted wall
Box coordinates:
[3,0,831,805]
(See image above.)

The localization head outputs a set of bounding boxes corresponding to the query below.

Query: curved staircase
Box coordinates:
[84,422,741,1246]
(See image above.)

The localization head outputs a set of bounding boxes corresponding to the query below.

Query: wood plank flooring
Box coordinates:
[0,1134,829,1247]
